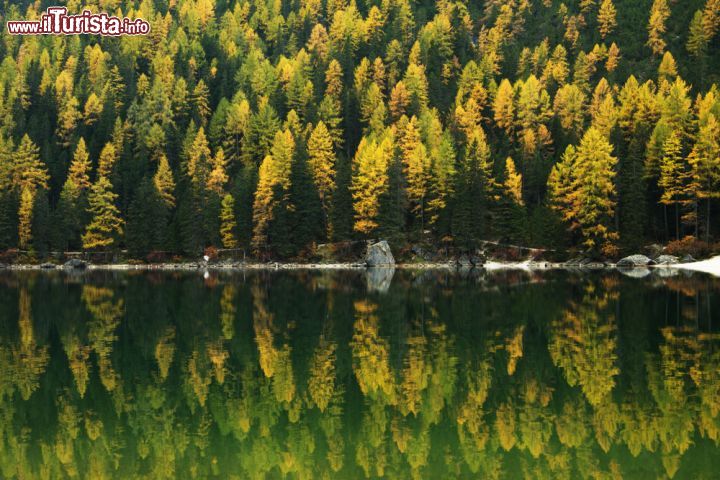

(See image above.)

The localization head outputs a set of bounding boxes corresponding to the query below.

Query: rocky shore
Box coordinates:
[1,240,719,277]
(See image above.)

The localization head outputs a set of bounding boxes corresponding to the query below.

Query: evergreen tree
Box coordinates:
[452,127,493,248]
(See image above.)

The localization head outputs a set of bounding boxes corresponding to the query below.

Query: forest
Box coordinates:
[0,0,719,261]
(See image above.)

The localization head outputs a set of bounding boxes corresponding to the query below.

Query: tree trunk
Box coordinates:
[707,198,711,243]
[675,202,680,241]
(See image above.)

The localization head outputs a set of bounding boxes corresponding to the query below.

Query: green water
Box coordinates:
[0,269,718,479]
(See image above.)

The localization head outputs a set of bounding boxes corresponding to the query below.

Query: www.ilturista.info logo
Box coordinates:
[6,7,150,36]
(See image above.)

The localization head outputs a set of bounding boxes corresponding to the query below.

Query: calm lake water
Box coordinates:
[0,269,718,479]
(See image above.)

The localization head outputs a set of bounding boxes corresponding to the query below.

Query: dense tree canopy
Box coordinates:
[1,0,719,259]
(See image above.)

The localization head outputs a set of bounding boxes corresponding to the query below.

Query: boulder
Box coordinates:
[643,243,665,259]
[654,255,680,265]
[456,255,473,268]
[616,254,654,268]
[680,254,696,263]
[40,262,56,269]
[470,251,487,266]
[63,258,87,270]
[365,241,395,267]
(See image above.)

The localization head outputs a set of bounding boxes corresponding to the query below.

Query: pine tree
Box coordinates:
[452,127,493,248]
[598,0,617,39]
[220,194,239,249]
[82,176,124,250]
[307,121,336,238]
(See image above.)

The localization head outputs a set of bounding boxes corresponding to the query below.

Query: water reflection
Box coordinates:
[0,270,718,479]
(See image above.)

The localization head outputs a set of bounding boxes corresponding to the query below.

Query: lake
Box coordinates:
[0,268,718,479]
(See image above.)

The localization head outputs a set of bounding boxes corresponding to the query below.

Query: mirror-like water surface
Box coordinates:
[0,269,719,479]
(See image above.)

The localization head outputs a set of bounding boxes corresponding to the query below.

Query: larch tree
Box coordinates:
[647,0,670,56]
[14,135,49,250]
[400,116,431,233]
[220,194,239,249]
[598,0,617,40]
[55,138,92,250]
[351,132,394,235]
[307,121,336,238]
[207,148,229,195]
[82,176,124,250]
[504,157,524,206]
[67,138,92,190]
[252,129,295,252]
[97,143,118,179]
[687,115,720,240]
[187,127,212,187]
[658,130,688,240]
[548,128,618,255]
[493,79,515,136]
[154,154,176,208]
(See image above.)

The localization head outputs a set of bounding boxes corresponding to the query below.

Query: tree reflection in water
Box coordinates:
[0,269,718,479]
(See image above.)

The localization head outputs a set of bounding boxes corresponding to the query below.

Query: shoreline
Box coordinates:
[2,256,719,277]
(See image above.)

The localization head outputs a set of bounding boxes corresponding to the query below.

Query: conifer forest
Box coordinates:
[1,0,720,260]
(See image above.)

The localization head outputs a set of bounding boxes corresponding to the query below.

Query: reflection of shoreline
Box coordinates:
[4,259,720,279]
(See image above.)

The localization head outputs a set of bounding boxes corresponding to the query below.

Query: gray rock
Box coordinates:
[617,254,654,267]
[365,240,395,267]
[63,258,87,270]
[470,251,486,266]
[40,262,56,269]
[584,262,606,269]
[680,254,696,263]
[643,243,665,258]
[457,255,473,268]
[654,255,680,265]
